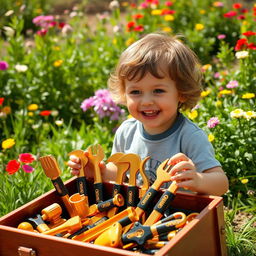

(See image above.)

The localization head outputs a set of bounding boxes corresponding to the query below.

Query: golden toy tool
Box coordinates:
[115,153,141,208]
[72,207,139,242]
[139,156,150,199]
[107,153,129,218]
[39,155,76,217]
[87,193,124,217]
[27,215,51,233]
[68,150,89,204]
[41,203,66,228]
[43,216,82,236]
[87,144,105,203]
[143,181,179,225]
[122,217,185,247]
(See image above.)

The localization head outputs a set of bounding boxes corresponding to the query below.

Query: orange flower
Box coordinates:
[40,110,51,116]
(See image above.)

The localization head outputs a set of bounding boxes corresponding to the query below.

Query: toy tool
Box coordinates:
[43,216,82,236]
[107,153,129,218]
[27,214,51,233]
[122,217,185,247]
[69,193,89,220]
[87,144,105,203]
[68,150,89,204]
[144,181,179,225]
[72,207,138,242]
[88,193,124,216]
[41,203,66,228]
[17,222,38,233]
[39,155,76,217]
[139,156,150,199]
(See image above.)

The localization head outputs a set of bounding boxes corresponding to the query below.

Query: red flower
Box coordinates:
[19,153,35,163]
[37,29,47,36]
[243,31,256,37]
[58,22,66,29]
[235,38,248,51]
[237,15,245,20]
[161,9,175,15]
[233,3,242,9]
[223,11,237,18]
[132,14,144,20]
[134,25,144,32]
[165,1,173,7]
[6,160,20,175]
[248,43,256,50]
[126,21,135,31]
[40,110,51,116]
[0,97,4,106]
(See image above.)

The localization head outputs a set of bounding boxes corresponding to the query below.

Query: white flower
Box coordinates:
[55,119,64,126]
[61,24,73,36]
[5,10,14,16]
[235,51,249,59]
[15,64,28,72]
[109,0,120,10]
[3,26,15,37]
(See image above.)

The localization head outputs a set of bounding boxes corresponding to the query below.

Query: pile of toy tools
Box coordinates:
[17,144,199,255]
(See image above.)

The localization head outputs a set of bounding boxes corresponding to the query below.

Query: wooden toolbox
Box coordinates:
[0,177,227,256]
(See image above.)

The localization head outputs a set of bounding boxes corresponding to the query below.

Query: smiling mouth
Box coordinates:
[141,110,160,117]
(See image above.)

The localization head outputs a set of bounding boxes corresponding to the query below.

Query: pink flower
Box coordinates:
[0,61,9,70]
[226,80,239,89]
[165,1,173,6]
[207,117,220,128]
[217,34,226,40]
[22,165,34,173]
[19,153,35,163]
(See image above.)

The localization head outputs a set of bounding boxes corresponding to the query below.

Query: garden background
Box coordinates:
[0,0,255,255]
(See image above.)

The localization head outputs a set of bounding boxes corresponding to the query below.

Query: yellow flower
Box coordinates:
[215,100,222,107]
[2,138,15,149]
[35,8,43,14]
[2,106,11,114]
[188,110,198,120]
[208,133,215,142]
[241,178,248,184]
[28,112,34,117]
[195,24,204,31]
[28,104,39,111]
[242,93,255,99]
[162,26,172,32]
[200,10,206,14]
[202,64,212,71]
[121,2,129,7]
[164,15,174,21]
[53,60,63,67]
[201,89,211,97]
[112,39,117,45]
[53,46,60,51]
[218,89,232,96]
[125,37,135,46]
[151,9,162,15]
[230,109,244,118]
[127,114,133,119]
[243,111,256,120]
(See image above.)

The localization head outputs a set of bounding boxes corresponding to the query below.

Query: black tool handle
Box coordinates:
[137,187,159,211]
[112,183,122,196]
[94,182,104,203]
[153,190,175,214]
[52,177,69,196]
[155,221,177,235]
[127,185,138,207]
[76,177,88,196]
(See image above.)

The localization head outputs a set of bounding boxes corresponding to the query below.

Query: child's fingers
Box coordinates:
[70,169,80,176]
[168,153,189,165]
[67,159,81,170]
[169,161,195,176]
[69,154,81,163]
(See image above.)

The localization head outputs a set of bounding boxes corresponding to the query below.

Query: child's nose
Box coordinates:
[141,94,153,106]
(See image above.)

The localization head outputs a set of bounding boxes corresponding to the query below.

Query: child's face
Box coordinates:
[125,72,183,135]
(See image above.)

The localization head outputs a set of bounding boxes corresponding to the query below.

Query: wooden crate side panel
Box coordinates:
[0,226,139,256]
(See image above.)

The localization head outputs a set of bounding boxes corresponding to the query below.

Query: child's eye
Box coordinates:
[154,89,165,94]
[129,90,141,95]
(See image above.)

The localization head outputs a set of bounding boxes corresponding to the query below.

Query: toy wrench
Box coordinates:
[68,150,89,204]
[87,144,105,203]
[107,153,130,218]
[117,153,141,208]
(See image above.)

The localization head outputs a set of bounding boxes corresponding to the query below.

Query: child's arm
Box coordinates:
[168,153,229,196]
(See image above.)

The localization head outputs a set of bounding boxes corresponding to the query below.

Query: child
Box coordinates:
[69,33,229,196]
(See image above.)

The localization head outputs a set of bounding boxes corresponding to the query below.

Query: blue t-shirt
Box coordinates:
[112,113,221,186]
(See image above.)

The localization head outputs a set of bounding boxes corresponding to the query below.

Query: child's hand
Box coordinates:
[68,152,106,180]
[168,153,202,192]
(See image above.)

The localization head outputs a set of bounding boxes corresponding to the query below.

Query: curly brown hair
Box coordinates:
[108,32,202,110]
